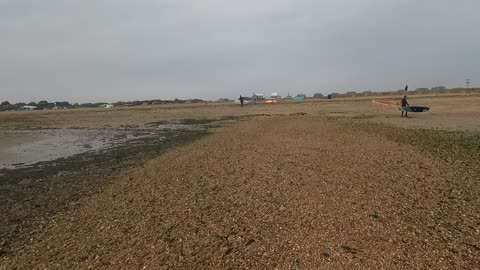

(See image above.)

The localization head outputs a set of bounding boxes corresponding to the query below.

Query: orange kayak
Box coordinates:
[372,99,399,107]
[265,99,278,104]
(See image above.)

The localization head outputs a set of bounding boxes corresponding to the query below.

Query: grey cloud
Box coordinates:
[0,0,479,102]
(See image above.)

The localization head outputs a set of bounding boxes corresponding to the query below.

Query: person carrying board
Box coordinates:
[401,95,409,117]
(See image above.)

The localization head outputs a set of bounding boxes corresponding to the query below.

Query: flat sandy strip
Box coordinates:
[1,115,479,269]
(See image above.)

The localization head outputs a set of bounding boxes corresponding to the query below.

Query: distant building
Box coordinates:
[252,93,264,100]
[21,105,37,110]
[189,99,204,103]
[431,86,447,90]
[294,94,306,101]
[313,93,324,98]
[234,98,252,105]
[270,92,281,99]
[362,91,372,94]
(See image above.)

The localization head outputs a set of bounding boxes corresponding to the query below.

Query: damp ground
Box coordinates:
[0,117,237,257]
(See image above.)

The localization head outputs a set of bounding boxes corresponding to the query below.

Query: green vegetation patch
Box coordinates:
[178,118,218,125]
[390,128,479,157]
[144,115,265,128]
[355,122,480,160]
[0,116,37,126]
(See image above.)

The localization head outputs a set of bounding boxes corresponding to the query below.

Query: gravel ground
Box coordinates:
[1,114,479,269]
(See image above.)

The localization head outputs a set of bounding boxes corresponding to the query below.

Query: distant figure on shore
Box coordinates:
[401,95,410,117]
[239,95,244,106]
[405,84,408,91]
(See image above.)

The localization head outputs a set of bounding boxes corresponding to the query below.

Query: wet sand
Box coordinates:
[0,132,41,169]
[0,130,115,169]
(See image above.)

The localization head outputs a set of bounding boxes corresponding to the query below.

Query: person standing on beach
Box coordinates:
[239,95,244,106]
[401,95,409,117]
[405,84,408,91]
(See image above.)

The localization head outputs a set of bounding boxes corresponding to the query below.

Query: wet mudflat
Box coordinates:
[0,118,237,260]
[0,129,147,170]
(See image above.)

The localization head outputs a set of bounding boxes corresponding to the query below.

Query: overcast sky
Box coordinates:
[1,0,479,103]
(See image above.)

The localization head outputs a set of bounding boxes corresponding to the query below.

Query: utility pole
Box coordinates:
[466,79,470,88]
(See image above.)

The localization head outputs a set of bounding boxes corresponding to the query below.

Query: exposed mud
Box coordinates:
[0,118,237,259]
[0,129,148,170]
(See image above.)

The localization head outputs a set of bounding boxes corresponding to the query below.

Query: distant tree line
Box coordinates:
[0,98,205,111]
[109,98,205,107]
[0,100,73,111]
